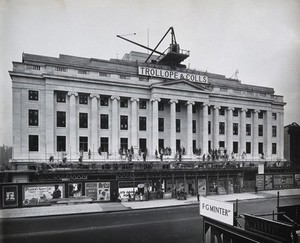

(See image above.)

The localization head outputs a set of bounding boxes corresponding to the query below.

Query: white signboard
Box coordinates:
[199,197,234,226]
[138,66,208,83]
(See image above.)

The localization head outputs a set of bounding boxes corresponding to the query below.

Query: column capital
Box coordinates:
[68,91,78,97]
[213,106,221,110]
[186,101,195,106]
[240,108,247,112]
[150,98,161,103]
[202,103,209,108]
[111,95,120,101]
[169,99,178,104]
[227,106,234,111]
[254,109,260,113]
[130,97,140,102]
[90,93,100,99]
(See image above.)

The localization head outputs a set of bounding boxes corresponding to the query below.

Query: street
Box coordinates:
[1,195,299,243]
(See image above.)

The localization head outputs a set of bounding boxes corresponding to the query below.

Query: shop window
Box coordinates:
[120,116,128,130]
[57,91,66,103]
[158,118,164,132]
[57,111,66,127]
[29,135,39,151]
[29,109,39,126]
[29,90,38,101]
[101,137,109,152]
[176,119,181,132]
[79,93,88,105]
[219,122,225,135]
[79,113,88,128]
[57,136,66,152]
[79,137,88,152]
[100,114,109,129]
[139,117,146,131]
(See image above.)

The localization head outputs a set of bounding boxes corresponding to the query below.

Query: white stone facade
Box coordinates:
[10,52,285,162]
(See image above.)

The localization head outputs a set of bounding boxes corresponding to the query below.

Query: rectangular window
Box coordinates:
[78,70,89,75]
[120,98,128,108]
[159,139,164,151]
[100,114,109,129]
[176,140,181,151]
[192,105,197,114]
[57,92,66,103]
[219,141,225,148]
[272,113,277,120]
[176,103,180,112]
[57,136,66,152]
[233,123,238,135]
[101,137,109,152]
[158,102,164,111]
[158,118,164,132]
[246,142,251,154]
[272,126,277,137]
[29,135,39,151]
[258,111,264,119]
[79,137,88,152]
[57,111,66,127]
[120,115,128,130]
[99,72,111,77]
[208,121,211,134]
[100,96,109,106]
[233,142,238,153]
[120,138,128,151]
[79,113,88,128]
[28,90,38,101]
[208,106,211,115]
[119,75,131,80]
[29,109,39,126]
[176,119,181,133]
[79,94,88,105]
[55,67,67,72]
[258,125,263,136]
[193,120,196,133]
[139,100,147,109]
[139,117,146,131]
[246,124,251,136]
[258,142,263,154]
[219,107,225,116]
[246,110,252,118]
[219,122,225,135]
[233,109,239,117]
[272,143,277,154]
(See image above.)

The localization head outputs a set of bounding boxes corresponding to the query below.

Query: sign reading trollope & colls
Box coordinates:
[200,197,234,226]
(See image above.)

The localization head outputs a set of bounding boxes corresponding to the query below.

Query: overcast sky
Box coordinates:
[0,0,299,146]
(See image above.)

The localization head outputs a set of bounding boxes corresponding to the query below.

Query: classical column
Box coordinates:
[90,93,100,159]
[213,106,220,149]
[186,101,195,156]
[45,90,55,159]
[239,108,247,155]
[201,103,209,155]
[253,109,259,159]
[169,99,178,156]
[68,91,78,158]
[111,96,120,157]
[265,110,272,160]
[278,111,284,160]
[151,98,160,156]
[226,107,234,154]
[130,97,139,151]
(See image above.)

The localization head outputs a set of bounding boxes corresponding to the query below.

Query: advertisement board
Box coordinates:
[264,175,273,190]
[23,184,64,206]
[198,179,207,196]
[85,182,110,201]
[200,197,234,226]
[68,183,82,197]
[2,185,18,208]
[295,174,300,188]
[273,174,294,189]
[256,175,264,191]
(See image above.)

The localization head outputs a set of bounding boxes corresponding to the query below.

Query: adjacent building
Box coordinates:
[284,122,300,162]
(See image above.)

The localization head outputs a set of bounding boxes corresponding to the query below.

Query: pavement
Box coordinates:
[1,188,299,219]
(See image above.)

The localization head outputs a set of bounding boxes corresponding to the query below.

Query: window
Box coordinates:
[219,107,225,116]
[100,96,109,106]
[139,100,147,109]
[29,90,38,101]
[193,120,196,133]
[29,135,39,151]
[55,67,67,72]
[258,142,263,154]
[79,113,88,128]
[233,142,238,153]
[192,105,197,114]
[272,126,277,137]
[99,72,111,77]
[272,113,277,120]
[79,137,88,152]
[158,118,164,132]
[57,92,66,103]
[176,140,181,151]
[176,119,181,132]
[57,111,66,127]
[57,136,66,151]
[100,114,109,129]
[159,139,164,151]
[29,109,39,126]
[258,111,264,119]
[272,143,277,154]
[78,70,89,75]
[233,123,238,135]
[119,75,131,80]
[208,106,211,115]
[233,109,239,117]
[176,103,180,112]
[79,94,88,105]
[246,124,251,136]
[219,122,225,135]
[158,102,164,111]
[258,125,263,136]
[120,138,128,151]
[101,137,109,152]
[139,117,146,131]
[139,77,148,82]
[246,142,251,154]
[120,98,128,108]
[246,110,252,118]
[120,116,128,130]
[208,121,211,134]
[219,141,225,148]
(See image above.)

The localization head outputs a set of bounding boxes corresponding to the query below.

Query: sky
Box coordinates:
[0,0,299,146]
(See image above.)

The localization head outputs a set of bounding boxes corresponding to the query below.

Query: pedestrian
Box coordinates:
[197,193,200,202]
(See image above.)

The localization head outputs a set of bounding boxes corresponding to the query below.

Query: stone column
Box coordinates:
[169,99,178,156]
[130,97,139,150]
[45,90,55,159]
[201,103,209,155]
[68,91,78,158]
[265,110,272,160]
[90,93,100,159]
[111,96,120,157]
[151,98,160,156]
[226,107,234,154]
[186,101,195,157]
[213,106,220,150]
[278,111,284,160]
[239,108,247,155]
[253,109,259,159]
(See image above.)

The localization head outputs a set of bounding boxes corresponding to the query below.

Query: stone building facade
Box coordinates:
[10,51,285,162]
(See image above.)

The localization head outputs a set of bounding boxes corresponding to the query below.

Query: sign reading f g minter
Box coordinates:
[200,197,234,226]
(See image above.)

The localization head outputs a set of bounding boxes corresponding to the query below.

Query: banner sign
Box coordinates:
[138,66,208,83]
[200,197,234,226]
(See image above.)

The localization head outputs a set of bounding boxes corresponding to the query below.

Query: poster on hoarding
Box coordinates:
[273,174,294,189]
[68,183,82,197]
[264,175,273,190]
[295,174,300,188]
[2,185,18,207]
[23,184,64,206]
[256,175,264,191]
[85,182,111,201]
[198,179,207,196]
